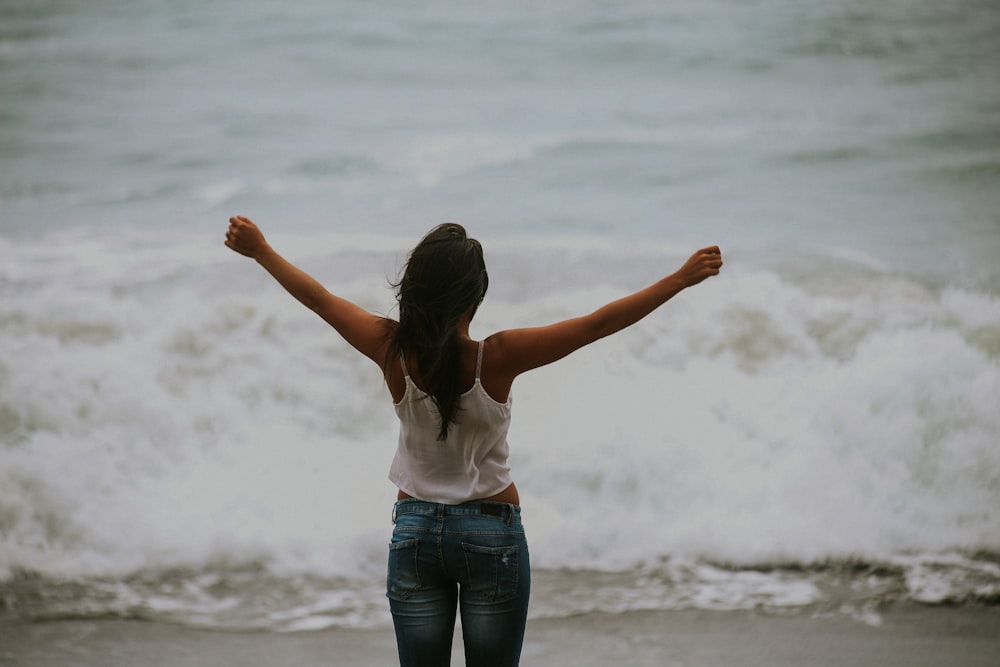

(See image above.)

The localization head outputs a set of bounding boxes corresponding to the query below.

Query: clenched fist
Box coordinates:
[224,215,270,259]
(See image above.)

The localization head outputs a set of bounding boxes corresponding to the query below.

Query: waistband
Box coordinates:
[393,498,521,525]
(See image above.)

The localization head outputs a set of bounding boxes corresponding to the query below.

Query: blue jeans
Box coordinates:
[387,499,530,667]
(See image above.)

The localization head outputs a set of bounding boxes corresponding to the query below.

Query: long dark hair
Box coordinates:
[388,223,489,440]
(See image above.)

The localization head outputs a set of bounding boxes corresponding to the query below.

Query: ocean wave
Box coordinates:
[1,231,998,627]
[3,553,997,632]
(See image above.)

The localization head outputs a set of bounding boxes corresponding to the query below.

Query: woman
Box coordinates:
[224,216,722,667]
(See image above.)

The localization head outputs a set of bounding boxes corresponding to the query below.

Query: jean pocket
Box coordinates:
[387,538,421,600]
[461,543,519,602]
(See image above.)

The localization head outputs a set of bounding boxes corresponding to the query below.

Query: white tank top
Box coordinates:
[389,341,513,504]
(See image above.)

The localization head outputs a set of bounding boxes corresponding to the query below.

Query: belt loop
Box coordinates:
[391,503,397,524]
[505,503,513,527]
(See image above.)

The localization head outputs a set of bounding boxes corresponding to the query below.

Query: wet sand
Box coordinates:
[3,605,998,667]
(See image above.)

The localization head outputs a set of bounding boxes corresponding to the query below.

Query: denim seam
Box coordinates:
[387,538,422,600]
[391,526,437,536]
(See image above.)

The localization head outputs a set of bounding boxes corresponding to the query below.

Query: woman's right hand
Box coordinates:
[224,215,271,259]
[677,246,723,287]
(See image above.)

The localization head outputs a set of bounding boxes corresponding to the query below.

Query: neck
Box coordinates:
[456,311,473,339]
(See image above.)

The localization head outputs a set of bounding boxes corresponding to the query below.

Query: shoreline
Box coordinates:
[3,604,998,667]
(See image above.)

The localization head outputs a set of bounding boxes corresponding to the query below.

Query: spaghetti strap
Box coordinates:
[475,340,484,380]
[399,352,409,378]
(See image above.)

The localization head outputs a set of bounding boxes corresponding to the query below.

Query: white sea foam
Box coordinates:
[196,179,247,206]
[2,230,998,590]
[383,132,561,189]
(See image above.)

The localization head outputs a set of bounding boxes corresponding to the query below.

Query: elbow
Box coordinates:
[590,311,618,342]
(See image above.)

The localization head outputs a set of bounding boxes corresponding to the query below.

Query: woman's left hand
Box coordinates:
[224,215,270,259]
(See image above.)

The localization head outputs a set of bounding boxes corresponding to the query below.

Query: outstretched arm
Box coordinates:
[224,215,391,366]
[489,246,722,379]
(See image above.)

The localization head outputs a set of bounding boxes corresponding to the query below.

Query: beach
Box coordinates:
[4,605,999,667]
[2,0,998,660]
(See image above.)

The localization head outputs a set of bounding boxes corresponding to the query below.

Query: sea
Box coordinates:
[2,0,999,633]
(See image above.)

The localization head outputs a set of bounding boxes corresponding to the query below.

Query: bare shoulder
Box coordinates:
[484,315,599,377]
[482,329,522,366]
[479,331,520,400]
